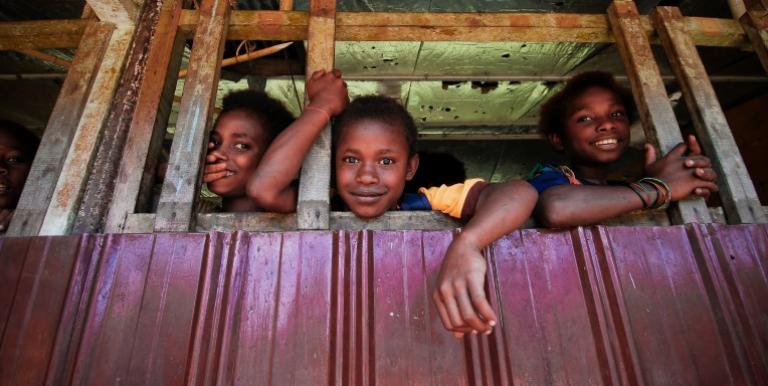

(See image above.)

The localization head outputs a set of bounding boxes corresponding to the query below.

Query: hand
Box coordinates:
[644,140,718,201]
[0,209,13,233]
[203,143,229,184]
[306,69,349,116]
[433,236,497,338]
[681,135,716,198]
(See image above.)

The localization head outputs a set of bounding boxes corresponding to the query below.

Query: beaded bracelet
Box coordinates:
[638,177,672,209]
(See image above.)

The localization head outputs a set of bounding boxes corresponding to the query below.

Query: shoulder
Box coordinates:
[526,163,580,193]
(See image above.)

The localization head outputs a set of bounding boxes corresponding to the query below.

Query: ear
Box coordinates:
[405,153,420,181]
[547,132,565,152]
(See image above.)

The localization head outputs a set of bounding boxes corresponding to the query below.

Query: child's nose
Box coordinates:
[356,163,379,184]
[596,118,615,132]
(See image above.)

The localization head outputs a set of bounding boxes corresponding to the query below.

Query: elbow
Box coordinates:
[247,179,294,213]
[536,196,575,229]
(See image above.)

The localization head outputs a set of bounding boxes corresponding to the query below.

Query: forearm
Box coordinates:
[457,180,538,249]
[247,108,328,211]
[536,184,649,227]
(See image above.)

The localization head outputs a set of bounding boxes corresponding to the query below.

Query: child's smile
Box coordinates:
[335,119,418,219]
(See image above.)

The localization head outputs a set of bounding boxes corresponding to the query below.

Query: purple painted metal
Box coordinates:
[0,225,766,385]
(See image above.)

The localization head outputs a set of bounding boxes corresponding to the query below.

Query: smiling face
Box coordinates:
[335,118,419,219]
[0,129,34,209]
[550,86,630,167]
[207,110,270,197]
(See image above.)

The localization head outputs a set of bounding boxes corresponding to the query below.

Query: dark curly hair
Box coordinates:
[217,90,295,141]
[333,95,418,156]
[539,71,637,139]
[0,120,40,155]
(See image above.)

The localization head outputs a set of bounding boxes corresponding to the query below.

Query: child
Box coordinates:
[529,71,718,227]
[0,120,39,232]
[249,70,538,337]
[202,90,294,212]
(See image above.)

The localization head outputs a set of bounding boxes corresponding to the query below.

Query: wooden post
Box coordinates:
[652,7,766,224]
[297,0,336,230]
[104,0,184,233]
[86,0,139,25]
[6,22,114,237]
[279,0,294,11]
[740,8,768,74]
[607,0,712,225]
[153,0,230,232]
[72,0,178,234]
[37,26,134,235]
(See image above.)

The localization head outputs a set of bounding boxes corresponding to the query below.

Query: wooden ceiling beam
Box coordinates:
[86,0,140,25]
[0,11,751,50]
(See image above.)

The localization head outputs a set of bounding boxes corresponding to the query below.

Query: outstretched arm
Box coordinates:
[248,70,348,212]
[537,137,717,228]
[433,180,538,337]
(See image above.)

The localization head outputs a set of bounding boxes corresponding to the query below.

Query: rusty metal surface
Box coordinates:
[0,225,766,385]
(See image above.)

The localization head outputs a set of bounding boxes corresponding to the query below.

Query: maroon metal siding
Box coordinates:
[0,225,766,385]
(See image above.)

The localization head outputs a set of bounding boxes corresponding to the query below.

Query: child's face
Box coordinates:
[335,119,418,219]
[207,111,269,197]
[0,130,34,209]
[552,86,630,166]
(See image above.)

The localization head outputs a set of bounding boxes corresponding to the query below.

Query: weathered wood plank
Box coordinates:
[38,27,134,235]
[608,0,712,225]
[197,212,297,231]
[296,0,335,230]
[0,20,89,50]
[86,0,139,25]
[330,212,461,230]
[652,7,766,224]
[6,22,114,237]
[73,0,171,234]
[104,0,184,233]
[154,0,230,232]
[279,0,293,11]
[740,9,768,74]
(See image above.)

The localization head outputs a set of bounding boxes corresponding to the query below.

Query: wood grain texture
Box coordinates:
[652,6,766,224]
[153,0,229,232]
[6,21,114,237]
[608,0,712,225]
[740,10,768,77]
[297,0,335,230]
[86,0,139,25]
[104,0,184,233]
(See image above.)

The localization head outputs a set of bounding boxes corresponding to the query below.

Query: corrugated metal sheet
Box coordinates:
[0,224,766,384]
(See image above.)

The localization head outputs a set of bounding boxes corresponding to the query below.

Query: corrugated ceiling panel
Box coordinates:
[1,225,766,384]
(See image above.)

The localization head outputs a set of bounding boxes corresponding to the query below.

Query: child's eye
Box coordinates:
[342,156,359,164]
[379,158,394,166]
[577,115,593,123]
[611,110,626,119]
[234,143,250,151]
[6,156,20,164]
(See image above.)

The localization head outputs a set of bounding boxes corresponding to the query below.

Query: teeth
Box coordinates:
[225,171,234,177]
[594,139,618,146]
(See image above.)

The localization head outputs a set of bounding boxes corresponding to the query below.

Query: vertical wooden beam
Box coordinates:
[297,0,336,230]
[104,0,184,233]
[73,0,173,234]
[653,7,766,224]
[37,26,134,235]
[6,22,114,237]
[86,0,139,25]
[740,8,768,74]
[607,0,712,225]
[279,0,294,11]
[154,0,230,232]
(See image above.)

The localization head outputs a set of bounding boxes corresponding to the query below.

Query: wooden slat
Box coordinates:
[0,20,88,50]
[652,6,766,224]
[296,0,335,230]
[607,0,712,225]
[38,27,134,235]
[740,9,768,74]
[330,211,461,230]
[154,0,230,232]
[73,0,175,234]
[196,212,297,231]
[104,0,184,233]
[86,0,139,25]
[6,22,114,237]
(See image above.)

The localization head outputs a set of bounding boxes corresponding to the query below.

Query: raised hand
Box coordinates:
[644,141,718,201]
[306,69,349,117]
[203,142,229,184]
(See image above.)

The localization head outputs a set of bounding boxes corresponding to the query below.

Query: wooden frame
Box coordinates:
[3,1,767,235]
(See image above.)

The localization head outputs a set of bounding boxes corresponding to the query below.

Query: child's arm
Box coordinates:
[536,137,717,228]
[433,180,538,337]
[247,70,348,212]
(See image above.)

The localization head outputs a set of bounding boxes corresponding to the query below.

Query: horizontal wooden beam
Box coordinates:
[0,12,750,50]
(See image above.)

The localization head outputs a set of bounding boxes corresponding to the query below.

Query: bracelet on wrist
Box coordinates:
[305,105,331,123]
[638,177,672,209]
[627,182,650,209]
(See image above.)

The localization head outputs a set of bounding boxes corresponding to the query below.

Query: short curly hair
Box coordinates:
[539,71,637,138]
[217,90,294,141]
[0,120,40,155]
[333,95,418,156]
